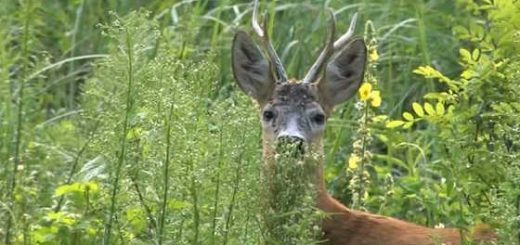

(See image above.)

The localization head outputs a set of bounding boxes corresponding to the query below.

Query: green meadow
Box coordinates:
[0,0,519,244]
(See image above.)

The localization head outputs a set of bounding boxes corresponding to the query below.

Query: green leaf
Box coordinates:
[402,122,414,129]
[423,92,450,101]
[54,181,98,196]
[424,103,435,115]
[125,208,146,231]
[372,115,388,122]
[452,25,470,39]
[412,103,424,117]
[413,66,459,90]
[459,48,472,63]
[402,112,414,121]
[436,102,445,115]
[169,199,190,210]
[413,66,439,77]
[386,120,405,128]
[55,183,83,196]
[375,134,389,143]
[469,22,485,40]
[447,105,455,114]
[373,154,408,170]
[461,69,473,79]
[126,127,143,140]
[472,48,480,60]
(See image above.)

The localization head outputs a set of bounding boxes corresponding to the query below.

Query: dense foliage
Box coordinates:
[0,0,518,244]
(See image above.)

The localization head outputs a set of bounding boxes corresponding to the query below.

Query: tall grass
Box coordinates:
[0,0,518,244]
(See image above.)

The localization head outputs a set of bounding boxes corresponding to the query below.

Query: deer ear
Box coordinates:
[232,31,274,102]
[319,39,367,107]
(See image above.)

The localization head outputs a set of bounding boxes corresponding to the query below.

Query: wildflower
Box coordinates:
[368,46,379,62]
[358,83,381,108]
[370,91,381,107]
[359,83,372,101]
[348,155,360,169]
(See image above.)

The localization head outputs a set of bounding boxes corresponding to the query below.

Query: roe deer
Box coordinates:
[231,1,496,244]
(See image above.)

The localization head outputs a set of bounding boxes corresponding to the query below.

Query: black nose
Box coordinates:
[276,136,305,156]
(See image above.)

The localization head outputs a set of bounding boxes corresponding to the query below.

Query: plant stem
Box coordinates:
[5,0,31,243]
[223,134,246,245]
[67,0,85,109]
[190,159,200,245]
[159,102,175,245]
[357,103,369,208]
[54,120,100,213]
[129,174,156,231]
[103,27,134,245]
[210,130,223,245]
[517,195,520,244]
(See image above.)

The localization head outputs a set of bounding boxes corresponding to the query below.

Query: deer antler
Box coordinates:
[302,11,358,84]
[252,0,288,83]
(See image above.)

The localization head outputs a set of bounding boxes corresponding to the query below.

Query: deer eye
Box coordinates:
[312,113,325,125]
[263,110,275,121]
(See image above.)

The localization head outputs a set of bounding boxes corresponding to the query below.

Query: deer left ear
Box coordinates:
[319,39,367,107]
[232,31,275,103]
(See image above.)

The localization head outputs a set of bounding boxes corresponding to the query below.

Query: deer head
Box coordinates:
[232,0,367,163]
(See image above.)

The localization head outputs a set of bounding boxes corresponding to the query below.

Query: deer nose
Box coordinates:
[276,135,305,156]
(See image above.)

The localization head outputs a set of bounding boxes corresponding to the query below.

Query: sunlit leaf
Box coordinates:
[436,102,445,115]
[459,48,472,63]
[452,25,470,39]
[412,103,424,117]
[403,112,414,121]
[169,199,190,210]
[372,115,388,122]
[386,120,405,128]
[402,122,414,129]
[424,103,435,115]
[55,183,82,196]
[472,48,480,60]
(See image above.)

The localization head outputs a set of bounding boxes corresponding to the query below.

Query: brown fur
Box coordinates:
[316,193,495,245]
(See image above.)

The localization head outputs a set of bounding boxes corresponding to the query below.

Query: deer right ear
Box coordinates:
[232,31,274,102]
[319,39,367,107]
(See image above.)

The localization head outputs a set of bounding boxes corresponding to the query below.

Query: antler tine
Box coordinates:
[251,0,264,37]
[333,12,358,51]
[302,11,359,84]
[302,9,336,84]
[251,0,287,83]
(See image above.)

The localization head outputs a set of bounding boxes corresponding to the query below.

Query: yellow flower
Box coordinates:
[368,46,379,62]
[370,91,381,107]
[358,83,372,101]
[348,155,360,170]
[358,83,382,108]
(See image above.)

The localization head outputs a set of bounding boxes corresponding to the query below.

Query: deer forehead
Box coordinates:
[263,82,328,118]
[269,82,318,106]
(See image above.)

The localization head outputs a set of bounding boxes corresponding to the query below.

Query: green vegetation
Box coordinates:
[0,0,518,244]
